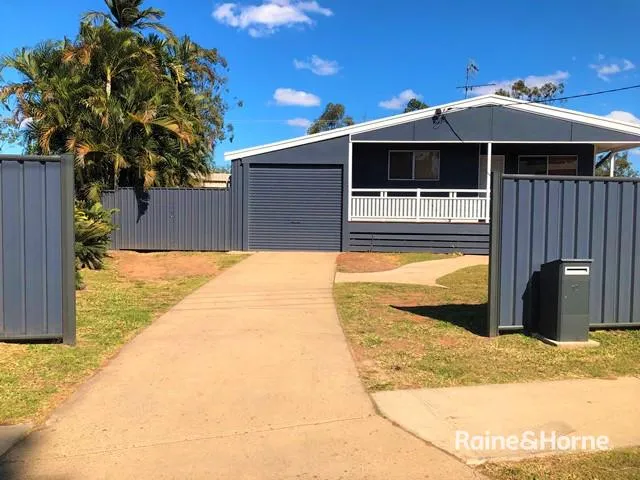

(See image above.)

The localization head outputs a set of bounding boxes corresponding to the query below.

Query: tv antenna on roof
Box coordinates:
[456,60,496,98]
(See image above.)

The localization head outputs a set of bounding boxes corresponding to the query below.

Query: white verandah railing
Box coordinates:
[350,189,490,222]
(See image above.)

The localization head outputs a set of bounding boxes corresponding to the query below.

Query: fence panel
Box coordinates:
[102,188,232,251]
[488,174,640,335]
[0,155,75,343]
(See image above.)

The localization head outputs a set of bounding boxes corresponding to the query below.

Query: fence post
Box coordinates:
[60,153,77,345]
[487,173,503,337]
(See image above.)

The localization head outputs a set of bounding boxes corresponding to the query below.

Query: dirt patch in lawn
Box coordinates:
[110,251,232,281]
[336,252,456,273]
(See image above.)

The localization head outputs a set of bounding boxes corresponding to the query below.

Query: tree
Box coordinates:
[595,151,639,177]
[0,117,21,150]
[84,0,173,36]
[403,98,428,113]
[495,79,564,103]
[307,103,354,134]
[0,0,231,200]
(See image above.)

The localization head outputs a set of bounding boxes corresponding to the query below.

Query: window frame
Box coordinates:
[517,154,578,176]
[387,150,441,181]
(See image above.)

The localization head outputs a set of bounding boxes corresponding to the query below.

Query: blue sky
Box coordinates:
[2,0,640,167]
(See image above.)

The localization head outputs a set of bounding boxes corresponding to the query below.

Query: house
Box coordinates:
[219,94,640,253]
[201,172,231,189]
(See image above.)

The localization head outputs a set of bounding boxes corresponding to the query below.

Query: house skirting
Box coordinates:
[346,222,490,254]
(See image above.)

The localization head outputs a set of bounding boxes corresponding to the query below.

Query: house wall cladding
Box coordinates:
[0,155,75,343]
[352,143,480,190]
[347,222,490,254]
[103,188,233,251]
[488,174,640,335]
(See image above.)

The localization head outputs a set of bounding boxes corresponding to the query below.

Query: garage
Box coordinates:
[248,164,343,251]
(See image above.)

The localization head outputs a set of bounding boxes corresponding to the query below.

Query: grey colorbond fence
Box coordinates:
[102,188,233,251]
[488,174,640,336]
[0,154,75,344]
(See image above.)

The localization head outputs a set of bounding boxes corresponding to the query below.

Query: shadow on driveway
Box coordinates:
[0,433,46,480]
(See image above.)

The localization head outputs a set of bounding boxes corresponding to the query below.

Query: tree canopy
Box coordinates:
[307,103,354,134]
[84,0,173,36]
[495,79,565,103]
[595,151,639,177]
[403,98,428,113]
[0,0,232,200]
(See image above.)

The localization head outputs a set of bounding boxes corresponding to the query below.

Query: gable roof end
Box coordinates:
[224,94,640,161]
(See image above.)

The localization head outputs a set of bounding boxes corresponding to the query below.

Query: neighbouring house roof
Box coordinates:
[201,172,230,188]
[205,172,231,182]
[224,94,640,161]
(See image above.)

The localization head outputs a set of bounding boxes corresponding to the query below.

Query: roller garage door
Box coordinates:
[248,164,343,251]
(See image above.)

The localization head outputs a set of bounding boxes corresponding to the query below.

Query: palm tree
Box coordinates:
[84,0,173,37]
[1,0,231,200]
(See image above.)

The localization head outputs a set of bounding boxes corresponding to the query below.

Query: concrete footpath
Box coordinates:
[374,377,640,464]
[335,255,488,286]
[1,252,480,479]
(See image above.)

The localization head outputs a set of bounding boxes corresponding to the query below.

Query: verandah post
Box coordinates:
[610,152,616,177]
[486,142,492,222]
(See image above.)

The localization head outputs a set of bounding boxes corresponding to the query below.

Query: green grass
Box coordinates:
[0,252,247,425]
[479,446,640,479]
[334,265,640,391]
[393,251,458,266]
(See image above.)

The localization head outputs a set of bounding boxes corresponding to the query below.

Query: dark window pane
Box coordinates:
[519,156,547,174]
[549,155,577,175]
[389,151,413,179]
[414,151,440,180]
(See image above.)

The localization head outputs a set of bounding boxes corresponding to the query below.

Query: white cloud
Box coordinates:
[293,55,340,76]
[273,88,320,107]
[471,71,570,96]
[212,1,333,37]
[286,117,312,128]
[589,57,635,81]
[606,110,640,124]
[378,89,423,110]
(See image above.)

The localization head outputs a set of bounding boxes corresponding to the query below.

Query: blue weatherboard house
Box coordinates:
[223,95,640,253]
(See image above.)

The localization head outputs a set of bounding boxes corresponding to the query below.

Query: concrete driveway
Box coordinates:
[1,252,480,479]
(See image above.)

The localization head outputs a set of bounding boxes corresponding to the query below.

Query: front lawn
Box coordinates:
[334,265,640,391]
[0,251,247,425]
[336,251,457,273]
[479,446,640,480]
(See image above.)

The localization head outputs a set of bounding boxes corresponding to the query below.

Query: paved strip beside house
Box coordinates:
[0,252,480,479]
[335,255,489,286]
[373,377,640,464]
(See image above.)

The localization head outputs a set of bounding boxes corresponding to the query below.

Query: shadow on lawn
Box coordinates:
[391,303,488,336]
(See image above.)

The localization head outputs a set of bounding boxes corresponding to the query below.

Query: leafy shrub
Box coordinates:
[75,202,117,288]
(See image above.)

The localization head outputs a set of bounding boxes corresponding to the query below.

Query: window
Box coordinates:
[388,150,440,180]
[518,156,547,175]
[388,151,413,179]
[518,155,578,175]
[548,155,578,175]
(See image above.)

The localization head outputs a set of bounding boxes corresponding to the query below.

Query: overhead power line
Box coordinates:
[226,83,640,124]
